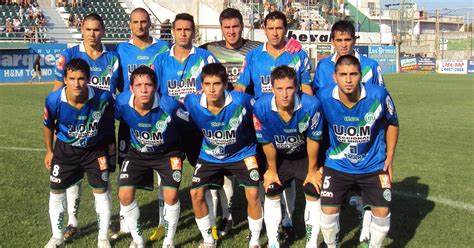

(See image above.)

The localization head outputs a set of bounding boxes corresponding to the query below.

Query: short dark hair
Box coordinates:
[83,13,105,29]
[271,65,296,86]
[219,8,243,26]
[335,55,361,73]
[173,13,195,31]
[201,63,228,84]
[264,11,287,29]
[64,58,90,80]
[130,7,151,23]
[330,20,355,40]
[130,66,157,86]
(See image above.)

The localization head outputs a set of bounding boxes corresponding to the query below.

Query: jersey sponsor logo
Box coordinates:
[89,75,111,91]
[249,169,260,181]
[192,176,200,183]
[274,135,305,153]
[170,157,183,170]
[138,123,151,128]
[260,75,272,93]
[386,96,395,115]
[379,174,391,188]
[136,55,149,60]
[167,78,197,98]
[311,112,321,128]
[97,156,108,171]
[68,121,99,138]
[173,170,182,182]
[133,129,164,146]
[50,176,61,184]
[202,129,237,146]
[283,128,297,133]
[383,189,391,202]
[364,113,376,125]
[333,125,371,143]
[321,190,333,198]
[211,122,225,127]
[120,173,129,179]
[344,116,360,122]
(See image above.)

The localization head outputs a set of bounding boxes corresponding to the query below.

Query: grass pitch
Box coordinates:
[0,73,473,247]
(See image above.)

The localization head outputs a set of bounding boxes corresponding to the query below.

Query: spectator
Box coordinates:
[13,17,21,32]
[5,18,14,37]
[160,19,171,41]
[68,13,75,27]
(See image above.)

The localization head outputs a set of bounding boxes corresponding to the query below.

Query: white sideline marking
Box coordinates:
[393,190,474,211]
[0,145,473,211]
[0,146,46,152]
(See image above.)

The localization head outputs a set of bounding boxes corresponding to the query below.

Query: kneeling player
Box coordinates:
[43,59,114,248]
[115,66,184,248]
[317,55,399,248]
[182,63,263,248]
[253,66,323,248]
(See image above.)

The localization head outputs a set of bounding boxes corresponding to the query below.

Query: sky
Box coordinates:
[381,0,473,17]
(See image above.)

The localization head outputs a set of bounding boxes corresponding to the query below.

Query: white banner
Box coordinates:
[437,60,468,74]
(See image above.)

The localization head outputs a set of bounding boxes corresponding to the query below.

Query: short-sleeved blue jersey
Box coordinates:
[55,42,121,93]
[236,43,312,99]
[115,91,182,154]
[152,45,218,102]
[182,91,256,163]
[312,52,384,92]
[317,84,398,174]
[253,93,323,155]
[115,38,170,92]
[43,86,114,148]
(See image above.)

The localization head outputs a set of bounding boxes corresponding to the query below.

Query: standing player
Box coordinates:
[152,12,220,239]
[236,10,313,240]
[43,59,113,248]
[312,20,384,92]
[115,66,184,248]
[317,55,399,248]
[182,63,263,248]
[115,8,170,240]
[53,13,120,240]
[312,20,385,244]
[253,66,323,248]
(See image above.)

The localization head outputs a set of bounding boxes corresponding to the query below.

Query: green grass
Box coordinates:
[0,73,473,247]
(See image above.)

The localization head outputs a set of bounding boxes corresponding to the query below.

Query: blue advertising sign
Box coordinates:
[0,43,67,83]
[354,45,369,57]
[468,60,474,74]
[368,45,397,73]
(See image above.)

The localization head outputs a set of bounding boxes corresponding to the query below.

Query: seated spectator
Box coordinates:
[13,17,21,32]
[68,13,75,27]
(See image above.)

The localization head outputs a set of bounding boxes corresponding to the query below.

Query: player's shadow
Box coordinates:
[386,176,434,247]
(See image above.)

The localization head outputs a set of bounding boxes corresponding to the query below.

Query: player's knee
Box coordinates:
[265,183,283,197]
[371,207,389,217]
[321,206,340,215]
[163,188,179,205]
[245,188,261,205]
[190,188,205,203]
[118,188,135,205]
[303,183,319,198]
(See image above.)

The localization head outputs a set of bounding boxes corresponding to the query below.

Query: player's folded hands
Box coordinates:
[304,169,322,194]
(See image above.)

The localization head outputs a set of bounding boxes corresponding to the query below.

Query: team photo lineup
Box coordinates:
[38,6,400,248]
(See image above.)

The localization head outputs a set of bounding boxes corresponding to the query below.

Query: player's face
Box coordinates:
[264,19,287,48]
[81,19,104,46]
[332,31,355,56]
[202,75,226,103]
[131,75,156,105]
[221,18,243,46]
[130,11,150,38]
[65,69,89,97]
[273,77,296,109]
[334,64,361,95]
[172,20,194,47]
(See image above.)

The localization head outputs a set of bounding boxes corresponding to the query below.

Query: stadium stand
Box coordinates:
[0,2,48,41]
[58,0,130,40]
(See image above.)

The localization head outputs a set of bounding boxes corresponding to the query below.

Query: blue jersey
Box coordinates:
[115,91,183,154]
[312,52,384,92]
[317,84,398,174]
[115,38,170,92]
[183,91,256,163]
[55,42,121,93]
[152,45,218,102]
[237,43,312,99]
[253,93,323,155]
[43,86,114,148]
